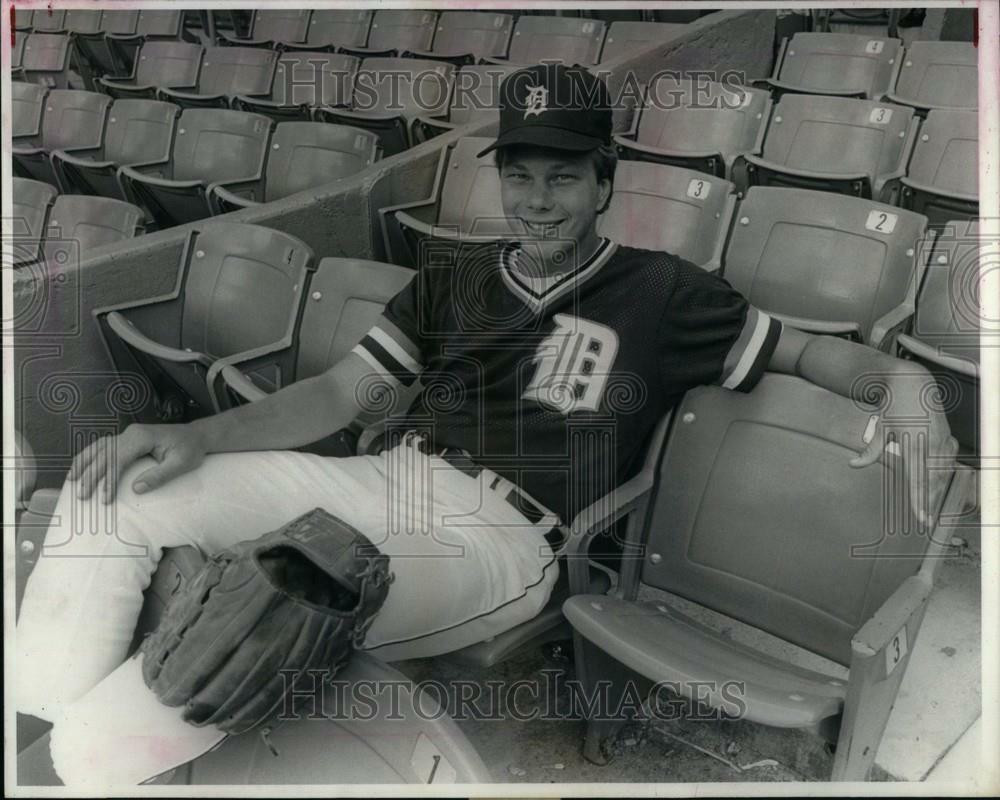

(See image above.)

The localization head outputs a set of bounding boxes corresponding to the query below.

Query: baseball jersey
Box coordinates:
[353,239,782,524]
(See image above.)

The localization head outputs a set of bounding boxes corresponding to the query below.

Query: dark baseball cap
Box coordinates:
[476,63,613,158]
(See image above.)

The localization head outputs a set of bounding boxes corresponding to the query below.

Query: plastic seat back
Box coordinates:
[893,41,977,110]
[507,16,606,65]
[775,33,902,98]
[753,95,913,191]
[12,82,48,139]
[171,108,272,184]
[132,41,203,88]
[13,31,25,68]
[303,10,372,49]
[11,178,57,266]
[39,89,111,152]
[448,64,520,129]
[64,9,102,34]
[902,110,978,224]
[436,137,507,236]
[270,52,359,108]
[599,161,734,269]
[636,77,771,173]
[431,11,513,60]
[248,9,311,43]
[354,58,455,119]
[197,46,277,97]
[14,8,33,31]
[30,9,67,33]
[103,99,181,166]
[724,187,927,344]
[20,33,73,87]
[600,20,685,62]
[368,9,437,53]
[644,373,929,666]
[42,195,145,262]
[135,9,184,38]
[264,122,378,201]
[297,259,414,380]
[179,224,314,360]
[101,9,141,35]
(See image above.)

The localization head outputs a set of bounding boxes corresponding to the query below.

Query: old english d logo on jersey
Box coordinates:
[523,314,619,414]
[523,84,548,119]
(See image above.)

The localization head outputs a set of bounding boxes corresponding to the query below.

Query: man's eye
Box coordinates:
[504,172,529,182]
[552,174,578,184]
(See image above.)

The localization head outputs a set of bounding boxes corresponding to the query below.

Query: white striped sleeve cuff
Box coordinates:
[718,307,782,392]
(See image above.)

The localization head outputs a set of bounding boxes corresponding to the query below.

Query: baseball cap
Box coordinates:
[476,63,613,158]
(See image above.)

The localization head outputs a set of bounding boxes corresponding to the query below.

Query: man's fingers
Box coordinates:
[68,437,103,481]
[76,439,111,500]
[101,435,145,504]
[131,451,186,495]
[850,439,884,468]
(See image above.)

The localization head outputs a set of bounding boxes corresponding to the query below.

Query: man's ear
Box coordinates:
[596,178,612,213]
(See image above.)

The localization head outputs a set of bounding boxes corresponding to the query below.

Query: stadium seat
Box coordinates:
[11,82,48,142]
[738,95,917,201]
[385,136,508,266]
[118,108,273,229]
[209,122,379,214]
[106,9,187,75]
[599,20,686,62]
[899,110,978,226]
[12,89,112,188]
[218,8,311,48]
[722,187,928,349]
[341,9,438,58]
[411,63,519,143]
[157,46,277,110]
[14,7,34,31]
[316,58,456,157]
[884,41,978,114]
[763,33,904,100]
[28,9,67,34]
[19,33,74,89]
[598,161,736,271]
[282,9,373,52]
[233,53,360,122]
[895,220,981,455]
[615,77,771,180]
[12,31,26,76]
[11,178,57,268]
[42,195,146,265]
[403,11,514,66]
[563,372,971,780]
[96,223,316,422]
[69,9,141,80]
[51,99,181,200]
[487,15,607,66]
[213,258,414,449]
[98,40,203,100]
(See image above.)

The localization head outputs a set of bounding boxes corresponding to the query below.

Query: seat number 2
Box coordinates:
[866,210,898,234]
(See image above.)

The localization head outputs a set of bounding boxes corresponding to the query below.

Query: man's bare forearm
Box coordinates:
[189,371,359,454]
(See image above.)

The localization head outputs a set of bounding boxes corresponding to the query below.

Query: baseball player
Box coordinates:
[16,64,956,786]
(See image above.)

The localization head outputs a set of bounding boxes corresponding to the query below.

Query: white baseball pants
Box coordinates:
[15,441,559,786]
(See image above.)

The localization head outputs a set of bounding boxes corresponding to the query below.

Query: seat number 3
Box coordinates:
[885,627,908,675]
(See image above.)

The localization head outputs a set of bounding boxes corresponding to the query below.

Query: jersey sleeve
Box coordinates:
[657,261,782,394]
[350,274,427,387]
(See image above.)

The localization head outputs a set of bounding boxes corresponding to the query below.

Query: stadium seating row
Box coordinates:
[86,210,978,461]
[11,178,145,268]
[12,88,382,228]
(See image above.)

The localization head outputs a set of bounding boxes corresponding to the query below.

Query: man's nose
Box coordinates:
[525,182,554,211]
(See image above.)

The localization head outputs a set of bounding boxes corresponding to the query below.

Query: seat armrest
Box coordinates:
[479,55,511,66]
[768,313,863,341]
[207,175,265,214]
[338,45,397,59]
[217,32,274,48]
[900,175,978,205]
[157,87,227,105]
[852,574,932,661]
[12,144,46,158]
[50,149,114,171]
[208,184,260,215]
[402,48,474,67]
[896,334,980,379]
[105,311,210,366]
[870,303,915,352]
[613,134,722,164]
[119,164,200,191]
[883,91,935,115]
[217,364,269,403]
[743,153,872,190]
[761,78,867,99]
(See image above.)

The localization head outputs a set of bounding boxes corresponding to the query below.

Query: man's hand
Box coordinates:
[849,367,960,530]
[68,424,207,504]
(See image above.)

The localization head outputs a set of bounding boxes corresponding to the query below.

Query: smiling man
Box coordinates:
[16,63,956,786]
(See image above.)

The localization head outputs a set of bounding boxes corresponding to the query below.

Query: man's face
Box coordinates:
[499,145,611,276]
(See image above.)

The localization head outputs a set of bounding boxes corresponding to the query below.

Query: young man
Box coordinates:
[16,63,956,786]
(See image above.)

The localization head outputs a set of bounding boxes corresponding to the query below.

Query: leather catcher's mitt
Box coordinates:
[140,507,393,735]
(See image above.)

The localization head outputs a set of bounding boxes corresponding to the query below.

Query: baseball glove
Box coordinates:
[139,507,393,735]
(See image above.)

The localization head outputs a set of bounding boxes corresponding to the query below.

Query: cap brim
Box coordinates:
[476,125,605,158]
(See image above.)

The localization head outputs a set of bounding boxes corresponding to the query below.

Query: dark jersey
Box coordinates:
[354,239,782,524]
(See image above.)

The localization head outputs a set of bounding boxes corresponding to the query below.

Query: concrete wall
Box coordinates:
[13,8,776,488]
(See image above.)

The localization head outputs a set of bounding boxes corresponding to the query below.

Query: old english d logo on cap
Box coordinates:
[477,63,613,157]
